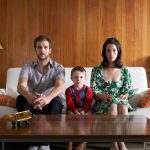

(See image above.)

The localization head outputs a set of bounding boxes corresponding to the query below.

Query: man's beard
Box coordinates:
[37,54,49,61]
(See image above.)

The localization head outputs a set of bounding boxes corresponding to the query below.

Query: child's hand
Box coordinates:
[80,110,85,115]
[74,110,80,115]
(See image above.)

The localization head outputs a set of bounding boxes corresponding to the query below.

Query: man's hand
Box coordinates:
[33,94,51,110]
[17,77,42,107]
[26,93,38,105]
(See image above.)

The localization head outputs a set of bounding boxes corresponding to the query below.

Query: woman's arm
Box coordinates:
[120,67,134,98]
[95,93,114,101]
[90,66,114,101]
[90,66,103,95]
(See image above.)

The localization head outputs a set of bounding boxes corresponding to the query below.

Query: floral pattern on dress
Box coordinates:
[90,65,134,114]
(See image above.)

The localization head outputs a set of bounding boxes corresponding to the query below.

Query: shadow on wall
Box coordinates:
[142,56,150,87]
[134,57,150,87]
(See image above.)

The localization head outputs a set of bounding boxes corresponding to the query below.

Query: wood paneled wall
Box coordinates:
[0,0,150,87]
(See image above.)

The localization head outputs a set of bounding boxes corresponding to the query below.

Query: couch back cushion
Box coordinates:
[128,67,148,92]
[6,67,148,97]
[6,68,21,97]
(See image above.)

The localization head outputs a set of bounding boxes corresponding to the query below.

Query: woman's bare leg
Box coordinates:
[108,103,118,115]
[110,142,119,150]
[118,142,128,150]
[67,142,72,150]
[118,104,128,115]
[76,142,86,150]
[118,104,128,150]
[109,103,119,149]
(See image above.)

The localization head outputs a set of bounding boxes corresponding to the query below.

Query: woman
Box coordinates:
[90,37,134,150]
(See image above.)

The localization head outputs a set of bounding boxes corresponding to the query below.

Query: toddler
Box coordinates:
[65,66,93,150]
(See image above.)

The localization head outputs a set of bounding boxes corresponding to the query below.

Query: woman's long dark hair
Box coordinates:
[101,37,123,68]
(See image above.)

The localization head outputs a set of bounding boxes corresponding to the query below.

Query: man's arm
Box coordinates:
[33,78,64,108]
[17,76,37,105]
[47,78,64,101]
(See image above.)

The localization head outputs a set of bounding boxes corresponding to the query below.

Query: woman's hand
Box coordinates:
[119,93,129,100]
[106,94,114,101]
[96,93,114,101]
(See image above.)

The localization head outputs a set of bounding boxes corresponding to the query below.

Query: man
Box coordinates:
[16,35,65,150]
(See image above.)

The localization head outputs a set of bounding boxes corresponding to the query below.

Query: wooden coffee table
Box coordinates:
[0,115,150,150]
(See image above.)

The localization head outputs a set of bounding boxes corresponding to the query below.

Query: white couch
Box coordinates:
[0,67,149,118]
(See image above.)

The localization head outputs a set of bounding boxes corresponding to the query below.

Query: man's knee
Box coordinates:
[16,95,26,103]
[50,96,63,114]
[52,96,62,105]
[16,95,30,112]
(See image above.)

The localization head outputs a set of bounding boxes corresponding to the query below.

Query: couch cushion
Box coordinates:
[6,68,21,97]
[0,94,16,108]
[129,107,150,119]
[6,67,148,94]
[128,67,148,92]
[0,106,17,118]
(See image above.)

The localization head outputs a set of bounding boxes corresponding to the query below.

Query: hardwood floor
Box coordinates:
[0,142,146,150]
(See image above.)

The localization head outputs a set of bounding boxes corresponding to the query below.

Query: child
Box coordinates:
[65,66,93,150]
[65,66,93,115]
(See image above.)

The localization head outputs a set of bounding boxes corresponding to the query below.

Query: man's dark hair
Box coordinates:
[34,35,52,48]
[71,66,86,78]
[101,37,123,68]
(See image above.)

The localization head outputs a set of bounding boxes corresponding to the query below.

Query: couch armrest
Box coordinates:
[0,88,6,94]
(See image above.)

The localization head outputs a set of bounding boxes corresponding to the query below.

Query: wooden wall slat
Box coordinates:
[122,0,135,66]
[86,0,101,66]
[0,0,150,87]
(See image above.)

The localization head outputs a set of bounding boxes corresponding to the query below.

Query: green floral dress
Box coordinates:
[90,65,134,114]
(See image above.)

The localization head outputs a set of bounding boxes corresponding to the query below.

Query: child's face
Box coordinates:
[71,71,86,87]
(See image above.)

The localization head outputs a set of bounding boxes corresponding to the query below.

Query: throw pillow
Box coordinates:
[138,89,150,108]
[0,94,16,108]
